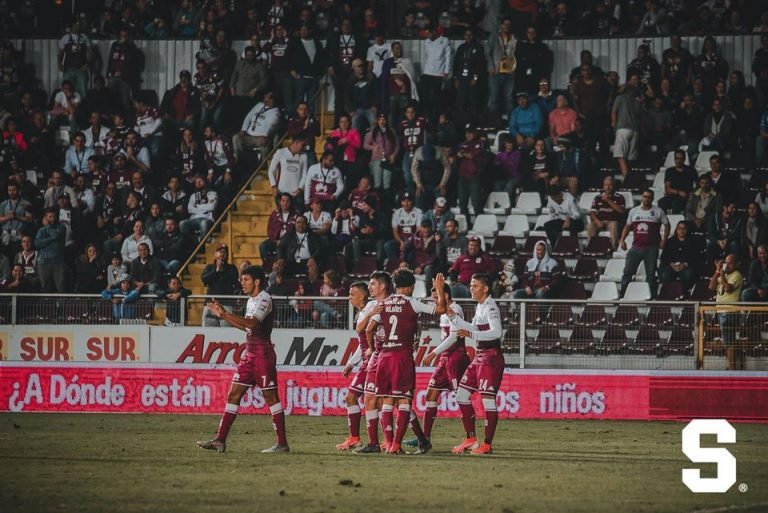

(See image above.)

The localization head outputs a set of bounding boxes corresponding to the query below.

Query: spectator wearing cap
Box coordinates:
[423,197,456,237]
[201,243,240,326]
[181,175,217,242]
[456,125,486,218]
[419,25,453,121]
[509,92,543,149]
[453,29,486,117]
[384,192,423,266]
[364,113,400,190]
[233,90,281,161]
[412,140,452,211]
[101,273,140,320]
[448,236,498,298]
[121,219,153,265]
[160,69,201,133]
[35,208,67,293]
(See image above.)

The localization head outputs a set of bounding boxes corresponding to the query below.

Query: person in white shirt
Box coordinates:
[121,219,154,264]
[50,80,81,136]
[82,111,110,150]
[543,185,583,246]
[233,90,281,160]
[64,132,95,177]
[180,175,218,241]
[268,135,308,210]
[419,26,453,120]
[303,151,345,206]
[366,31,390,78]
[384,191,423,264]
[304,196,332,238]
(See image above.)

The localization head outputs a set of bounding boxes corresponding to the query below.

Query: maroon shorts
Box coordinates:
[348,353,370,395]
[363,350,380,395]
[429,349,470,392]
[375,351,415,398]
[233,345,278,390]
[459,348,504,395]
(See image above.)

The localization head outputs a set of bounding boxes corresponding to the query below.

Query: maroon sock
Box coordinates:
[270,403,287,446]
[395,406,411,444]
[459,402,476,438]
[216,403,238,441]
[409,410,427,443]
[347,405,361,438]
[484,409,498,445]
[365,410,379,445]
[381,406,394,446]
[423,402,438,438]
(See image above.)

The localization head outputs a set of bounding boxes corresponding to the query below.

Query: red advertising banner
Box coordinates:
[1,365,766,421]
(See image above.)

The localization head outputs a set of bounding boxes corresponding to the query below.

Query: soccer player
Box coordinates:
[367,269,447,454]
[337,281,380,450]
[197,265,289,453]
[417,285,469,447]
[354,271,393,454]
[449,273,504,455]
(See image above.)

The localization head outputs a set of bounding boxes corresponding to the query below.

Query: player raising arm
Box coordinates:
[448,273,504,455]
[197,266,289,454]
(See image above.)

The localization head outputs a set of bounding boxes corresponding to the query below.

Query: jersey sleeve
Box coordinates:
[432,331,459,355]
[409,297,436,315]
[248,294,272,321]
[471,304,503,341]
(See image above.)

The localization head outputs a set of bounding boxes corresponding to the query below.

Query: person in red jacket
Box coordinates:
[259,193,299,261]
[448,236,499,298]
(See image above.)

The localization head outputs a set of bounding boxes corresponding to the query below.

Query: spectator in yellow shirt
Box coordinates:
[709,253,743,370]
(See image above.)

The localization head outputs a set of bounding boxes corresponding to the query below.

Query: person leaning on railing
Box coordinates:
[709,253,743,371]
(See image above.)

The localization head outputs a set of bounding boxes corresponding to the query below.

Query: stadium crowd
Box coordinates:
[0,0,768,325]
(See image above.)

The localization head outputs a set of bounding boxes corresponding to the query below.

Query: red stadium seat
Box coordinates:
[555,279,588,300]
[570,258,599,282]
[489,235,517,258]
[349,256,378,278]
[551,235,579,257]
[582,236,612,258]
[634,327,664,355]
[565,326,595,354]
[544,305,574,327]
[578,304,607,326]
[600,326,629,354]
[667,327,695,355]
[530,325,561,354]
[645,305,674,327]
[656,281,686,301]
[611,305,640,327]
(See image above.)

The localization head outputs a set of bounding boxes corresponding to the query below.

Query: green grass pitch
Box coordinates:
[1,414,766,513]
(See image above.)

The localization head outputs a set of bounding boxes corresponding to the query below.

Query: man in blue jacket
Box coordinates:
[35,208,67,293]
[508,92,543,149]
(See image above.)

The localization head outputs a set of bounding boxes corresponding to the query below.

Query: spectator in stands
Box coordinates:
[486,18,516,115]
[123,130,151,174]
[160,70,201,133]
[285,101,320,166]
[423,196,455,237]
[288,24,327,113]
[14,235,39,290]
[515,26,553,96]
[305,196,332,243]
[611,73,642,177]
[675,94,705,160]
[181,174,218,242]
[754,35,768,110]
[739,202,767,263]
[526,139,558,204]
[50,79,81,135]
[0,182,33,258]
[546,94,577,153]
[265,23,291,108]
[261,193,299,261]
[312,269,345,328]
[756,103,768,166]
[329,113,363,186]
[101,274,140,321]
[153,217,187,276]
[326,18,367,125]
[587,176,625,250]
[35,208,67,293]
[448,236,497,298]
[64,132,94,177]
[456,124,486,218]
[330,200,358,261]
[203,125,235,183]
[1,263,34,293]
[144,202,165,240]
[194,60,225,134]
[509,92,543,149]
[699,98,733,154]
[201,243,239,326]
[548,2,577,38]
[58,21,93,99]
[381,41,417,129]
[544,185,582,246]
[619,189,670,299]
[229,46,269,109]
[364,113,400,190]
[399,104,428,194]
[418,25,452,121]
[662,35,693,94]
[572,63,609,156]
[233,90,281,162]
[303,150,344,208]
[124,171,157,210]
[130,242,162,294]
[384,191,422,266]
[435,217,467,271]
[56,192,81,265]
[74,243,106,293]
[513,240,561,299]
[659,221,698,291]
[707,201,741,263]
[174,0,198,37]
[709,253,743,370]
[742,244,768,302]
[121,219,153,264]
[685,175,722,234]
[160,276,191,326]
[704,154,738,205]
[160,175,187,218]
[268,134,307,209]
[344,58,377,134]
[275,215,321,282]
[174,127,206,186]
[82,112,109,150]
[453,29,485,118]
[106,29,142,112]
[405,220,439,288]
[43,170,77,209]
[659,149,698,214]
[627,44,661,92]
[694,36,728,96]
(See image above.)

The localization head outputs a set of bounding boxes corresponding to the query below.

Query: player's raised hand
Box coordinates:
[433,273,445,291]
[208,301,223,318]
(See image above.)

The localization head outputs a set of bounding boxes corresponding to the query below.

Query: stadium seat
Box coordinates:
[600,258,625,282]
[645,305,674,327]
[619,171,647,192]
[590,281,619,301]
[551,235,579,257]
[678,305,695,327]
[484,192,511,215]
[650,172,666,202]
[694,151,719,175]
[612,232,633,258]
[326,255,347,273]
[666,214,684,233]
[455,214,468,233]
[622,282,651,301]
[519,235,547,257]
[489,235,516,257]
[471,214,499,238]
[619,191,634,209]
[413,280,428,298]
[634,327,664,355]
[656,281,686,301]
[565,325,595,353]
[571,258,599,282]
[556,279,588,300]
[690,280,716,301]
[349,256,378,278]
[530,214,551,233]
[499,214,530,238]
[544,305,574,327]
[490,130,509,154]
[578,304,607,326]
[530,325,561,354]
[582,236,612,258]
[578,191,598,213]
[661,150,689,169]
[509,192,541,215]
[747,168,768,192]
[600,326,629,354]
[667,327,695,355]
[611,305,640,327]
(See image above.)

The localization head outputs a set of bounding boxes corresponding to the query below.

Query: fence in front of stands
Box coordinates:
[2,294,766,371]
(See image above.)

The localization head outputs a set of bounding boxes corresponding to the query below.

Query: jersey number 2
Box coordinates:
[388,316,399,340]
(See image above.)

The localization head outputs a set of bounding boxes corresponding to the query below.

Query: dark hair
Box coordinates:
[370,271,393,293]
[674,149,686,159]
[241,265,267,287]
[392,268,416,289]
[350,281,370,299]
[471,272,492,288]
[138,242,150,251]
[710,154,721,162]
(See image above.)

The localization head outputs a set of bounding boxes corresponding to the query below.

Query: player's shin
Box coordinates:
[456,387,476,438]
[423,400,439,438]
[216,403,239,441]
[365,408,379,445]
[395,403,412,444]
[347,404,361,438]
[380,403,394,447]
[270,402,288,446]
[482,396,498,444]
[409,409,427,443]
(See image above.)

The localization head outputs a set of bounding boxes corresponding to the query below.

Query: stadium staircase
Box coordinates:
[177,86,331,325]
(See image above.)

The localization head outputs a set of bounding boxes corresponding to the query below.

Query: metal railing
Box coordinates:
[3,294,767,371]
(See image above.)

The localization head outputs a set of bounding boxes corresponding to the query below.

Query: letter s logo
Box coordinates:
[682,419,737,493]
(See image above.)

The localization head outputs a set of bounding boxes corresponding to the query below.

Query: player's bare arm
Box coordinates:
[208,300,261,332]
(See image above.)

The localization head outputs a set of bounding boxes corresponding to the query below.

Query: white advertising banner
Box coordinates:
[1,326,150,362]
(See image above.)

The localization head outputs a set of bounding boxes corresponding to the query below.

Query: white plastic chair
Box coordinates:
[470,214,499,238]
[490,130,510,154]
[578,191,598,213]
[499,214,530,238]
[623,281,651,301]
[661,150,689,170]
[413,279,428,298]
[509,192,542,215]
[530,214,551,236]
[619,191,634,209]
[590,281,619,301]
[695,151,719,175]
[484,192,511,215]
[666,214,684,237]
[612,232,633,258]
[454,214,468,233]
[600,258,625,282]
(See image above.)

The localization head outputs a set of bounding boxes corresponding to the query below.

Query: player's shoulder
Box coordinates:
[450,301,465,317]
[360,299,376,314]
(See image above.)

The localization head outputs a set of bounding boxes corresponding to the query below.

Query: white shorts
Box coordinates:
[613,128,638,160]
